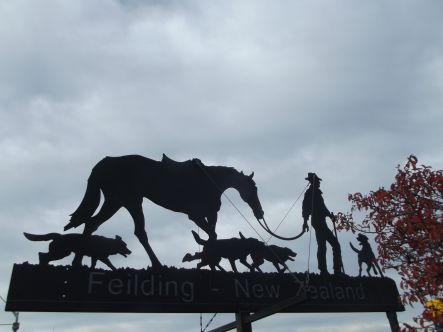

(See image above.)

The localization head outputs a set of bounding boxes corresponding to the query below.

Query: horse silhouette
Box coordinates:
[64,154,265,268]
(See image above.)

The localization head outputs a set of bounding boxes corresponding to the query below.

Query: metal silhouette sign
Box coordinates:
[6,264,401,314]
[5,156,404,331]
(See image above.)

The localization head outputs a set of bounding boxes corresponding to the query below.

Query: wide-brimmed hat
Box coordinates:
[305,172,322,182]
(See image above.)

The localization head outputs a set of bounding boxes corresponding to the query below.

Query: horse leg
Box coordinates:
[189,215,217,239]
[126,202,162,269]
[206,212,218,239]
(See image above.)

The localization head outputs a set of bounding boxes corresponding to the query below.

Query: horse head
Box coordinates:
[237,171,265,221]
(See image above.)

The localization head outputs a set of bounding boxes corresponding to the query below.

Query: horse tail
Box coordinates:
[191,230,207,246]
[24,232,61,241]
[64,165,102,231]
[349,242,360,253]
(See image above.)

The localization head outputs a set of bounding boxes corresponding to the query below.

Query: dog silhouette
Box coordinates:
[350,233,383,277]
[250,242,297,273]
[182,231,263,272]
[24,232,131,271]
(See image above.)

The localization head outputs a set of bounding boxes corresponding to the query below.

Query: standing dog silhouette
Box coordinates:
[350,233,384,277]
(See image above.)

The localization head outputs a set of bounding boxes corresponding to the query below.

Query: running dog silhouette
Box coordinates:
[250,242,297,273]
[24,232,131,271]
[350,233,384,277]
[64,155,265,268]
[182,231,264,272]
[182,247,224,272]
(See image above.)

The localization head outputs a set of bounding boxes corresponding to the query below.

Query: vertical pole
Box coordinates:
[12,312,19,332]
[386,311,400,332]
[236,312,252,332]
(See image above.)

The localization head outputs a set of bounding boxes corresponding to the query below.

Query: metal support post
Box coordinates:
[386,311,400,332]
[235,312,252,332]
[208,292,307,332]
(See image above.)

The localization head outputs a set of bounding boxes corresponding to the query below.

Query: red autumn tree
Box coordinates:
[336,155,443,331]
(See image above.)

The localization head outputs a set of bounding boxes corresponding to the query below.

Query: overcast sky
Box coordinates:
[1,1,442,331]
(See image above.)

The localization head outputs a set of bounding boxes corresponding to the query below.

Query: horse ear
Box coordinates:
[249,172,254,178]
[240,171,244,175]
[116,235,122,240]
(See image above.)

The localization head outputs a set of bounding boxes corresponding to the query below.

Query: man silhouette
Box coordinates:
[302,173,343,275]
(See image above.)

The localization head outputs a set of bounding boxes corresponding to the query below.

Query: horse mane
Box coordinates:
[205,164,238,175]
[161,154,206,173]
[161,154,196,166]
[204,165,244,189]
[161,154,244,189]
[162,154,239,175]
